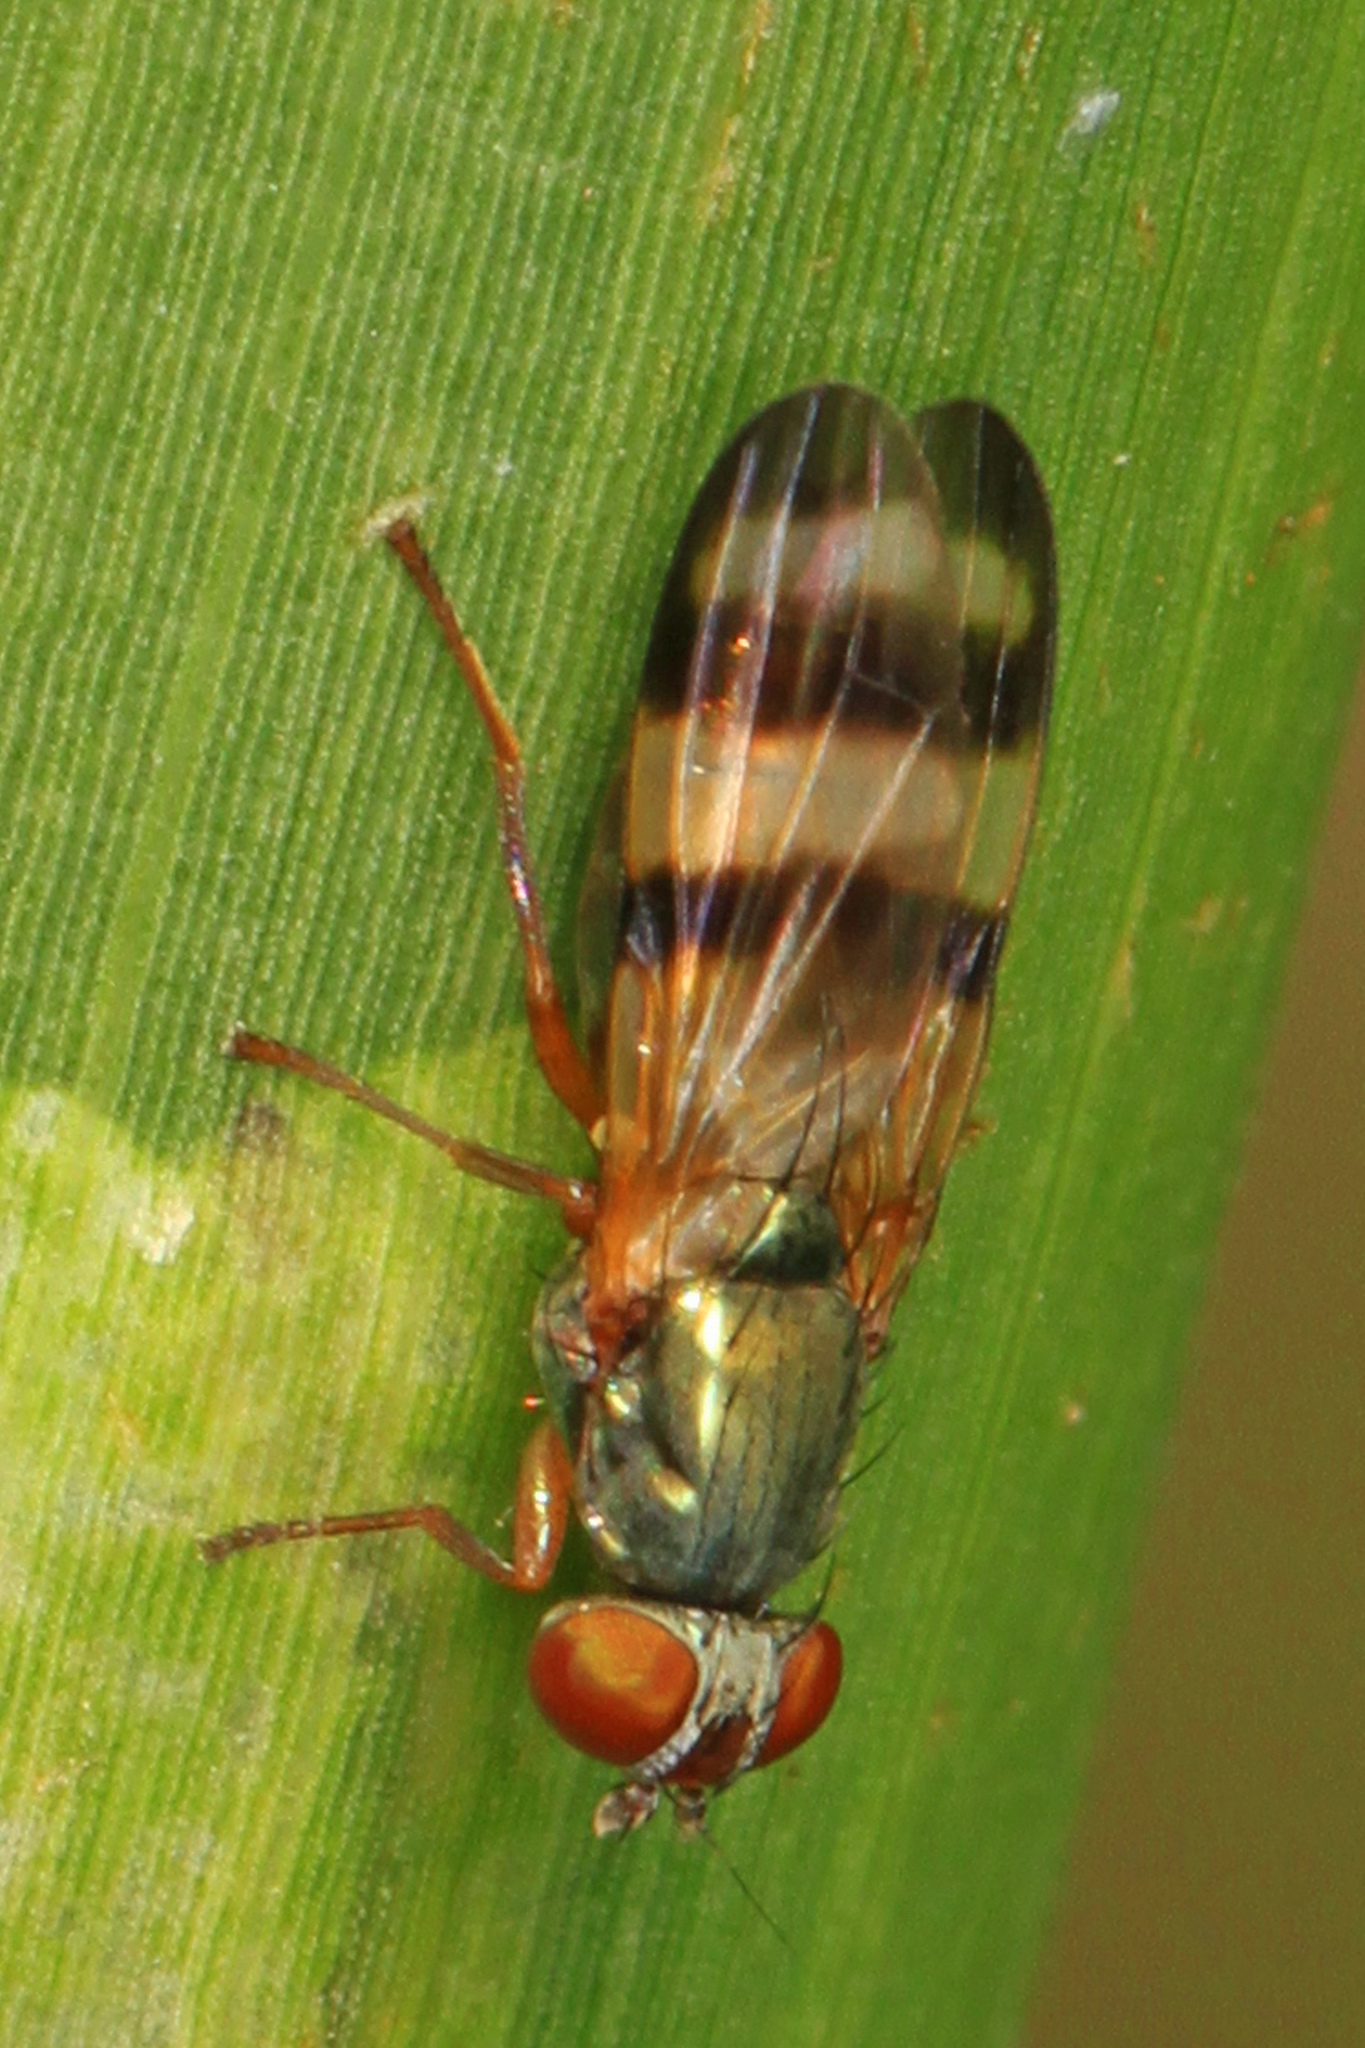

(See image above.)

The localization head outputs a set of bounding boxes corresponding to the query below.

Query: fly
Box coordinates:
[205,385,1056,1837]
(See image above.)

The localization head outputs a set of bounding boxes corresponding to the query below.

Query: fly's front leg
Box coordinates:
[202,1420,574,1594]
[380,516,602,1135]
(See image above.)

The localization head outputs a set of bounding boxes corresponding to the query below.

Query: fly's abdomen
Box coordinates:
[593,384,1053,1203]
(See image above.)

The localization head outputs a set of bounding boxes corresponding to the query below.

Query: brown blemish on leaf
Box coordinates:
[1266,487,1335,570]
[228,1099,290,1157]
[925,1698,958,1744]
[1016,24,1043,86]
[700,116,743,222]
[906,10,929,84]
[1106,935,1135,1022]
[1184,896,1225,939]
[1276,492,1333,538]
[699,0,773,222]
[220,1096,321,1281]
[1134,199,1156,265]
[106,1389,147,1460]
[740,0,773,85]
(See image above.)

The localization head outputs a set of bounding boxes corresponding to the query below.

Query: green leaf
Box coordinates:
[2,4,1363,2043]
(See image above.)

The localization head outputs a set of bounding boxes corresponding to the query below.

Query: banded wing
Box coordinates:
[828,399,1054,1345]
[588,386,1054,1338]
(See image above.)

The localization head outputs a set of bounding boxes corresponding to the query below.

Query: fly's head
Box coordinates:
[527,1595,842,1837]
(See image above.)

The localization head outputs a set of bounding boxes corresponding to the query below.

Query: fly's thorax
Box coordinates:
[579,1271,864,1605]
[533,1188,866,1608]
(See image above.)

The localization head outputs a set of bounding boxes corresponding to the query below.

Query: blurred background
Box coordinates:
[1029,670,1365,2047]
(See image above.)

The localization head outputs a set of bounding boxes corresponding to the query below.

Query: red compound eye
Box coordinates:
[756,1622,842,1769]
[529,1603,698,1767]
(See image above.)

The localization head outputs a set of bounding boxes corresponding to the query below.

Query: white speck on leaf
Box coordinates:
[1065,88,1120,140]
[128,1188,196,1266]
[12,1090,63,1155]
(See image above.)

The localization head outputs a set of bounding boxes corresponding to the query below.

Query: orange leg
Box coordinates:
[227,1029,596,1238]
[201,1420,574,1593]
[382,517,602,1135]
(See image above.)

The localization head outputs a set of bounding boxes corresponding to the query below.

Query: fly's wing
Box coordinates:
[831,399,1054,1348]
[589,386,1053,1318]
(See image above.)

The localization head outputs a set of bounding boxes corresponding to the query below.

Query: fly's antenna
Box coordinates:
[666,1791,792,1953]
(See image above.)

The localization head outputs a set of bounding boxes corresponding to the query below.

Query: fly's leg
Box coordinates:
[225,1029,596,1237]
[201,1420,573,1593]
[381,516,602,1135]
